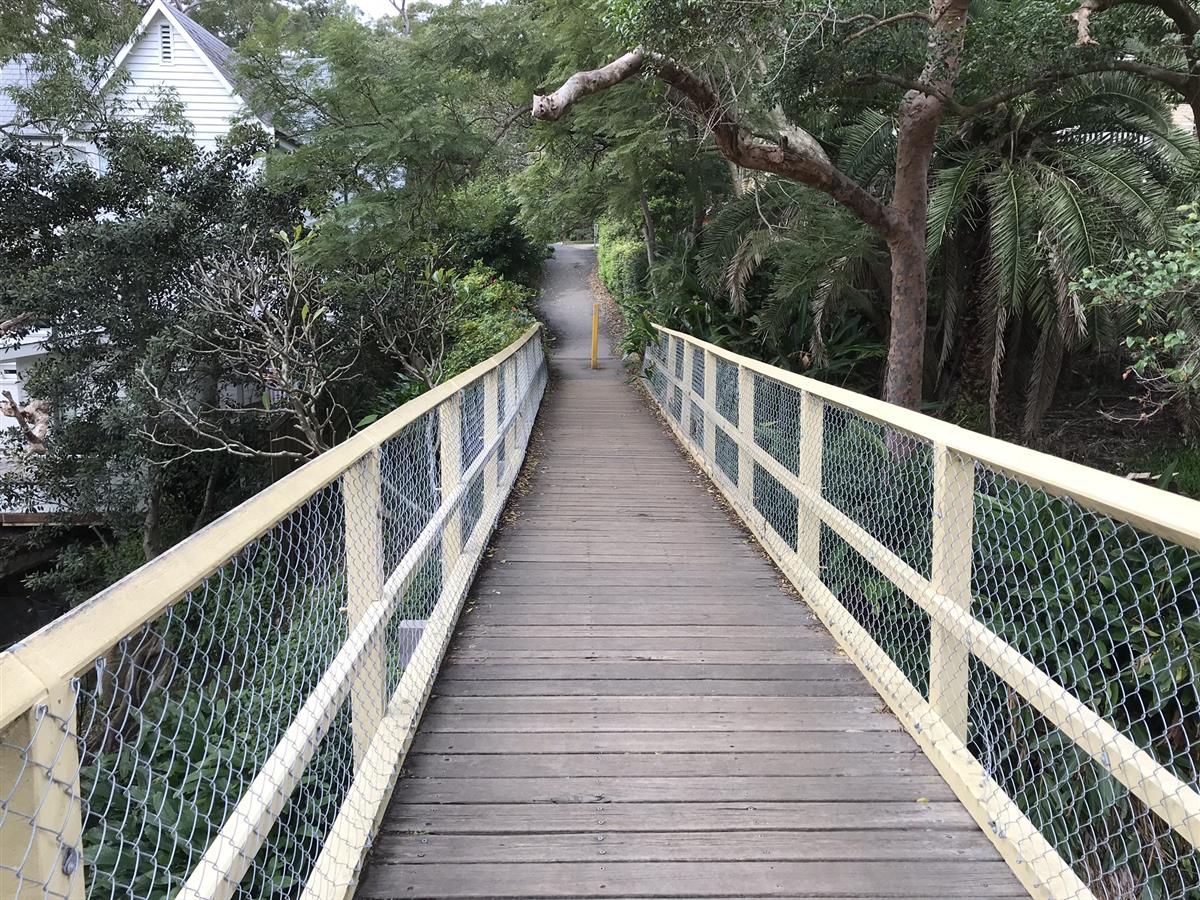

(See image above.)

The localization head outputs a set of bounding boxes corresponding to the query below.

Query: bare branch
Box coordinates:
[532,50,650,122]
[845,11,933,42]
[0,312,36,338]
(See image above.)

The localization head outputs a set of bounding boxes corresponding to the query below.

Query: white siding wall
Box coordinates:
[114,11,249,149]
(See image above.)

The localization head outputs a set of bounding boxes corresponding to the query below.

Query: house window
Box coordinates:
[160,22,173,62]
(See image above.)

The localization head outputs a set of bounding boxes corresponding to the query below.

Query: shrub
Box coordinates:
[366,263,538,417]
[597,218,647,302]
[1076,205,1200,441]
[443,263,538,376]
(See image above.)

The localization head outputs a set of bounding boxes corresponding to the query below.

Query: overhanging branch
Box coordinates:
[532,48,904,242]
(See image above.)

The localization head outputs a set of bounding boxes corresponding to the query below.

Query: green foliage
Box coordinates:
[78,557,351,899]
[1077,204,1200,440]
[0,124,302,545]
[24,532,145,606]
[597,217,647,302]
[443,264,539,376]
[971,477,1200,894]
[1128,447,1200,499]
[368,263,538,414]
[445,180,551,285]
[807,412,1200,896]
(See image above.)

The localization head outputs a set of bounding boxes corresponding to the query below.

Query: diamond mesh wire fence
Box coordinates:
[0,329,545,900]
[643,328,1200,900]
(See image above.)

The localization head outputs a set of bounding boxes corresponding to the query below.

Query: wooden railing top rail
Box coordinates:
[653,323,1200,553]
[0,325,542,732]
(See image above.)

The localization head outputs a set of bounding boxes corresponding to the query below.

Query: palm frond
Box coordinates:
[926,150,989,257]
[836,110,897,185]
[984,164,1038,312]
[1051,145,1172,245]
[726,227,782,312]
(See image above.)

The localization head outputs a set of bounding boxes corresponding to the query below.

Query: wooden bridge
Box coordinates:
[356,244,1023,898]
[2,244,1198,900]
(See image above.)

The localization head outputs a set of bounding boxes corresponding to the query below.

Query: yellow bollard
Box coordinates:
[591,302,600,370]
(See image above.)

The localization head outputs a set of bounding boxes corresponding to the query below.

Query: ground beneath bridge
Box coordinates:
[356,243,1026,899]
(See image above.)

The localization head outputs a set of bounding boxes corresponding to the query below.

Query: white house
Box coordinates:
[1,3,290,504]
[0,0,289,157]
[101,0,291,150]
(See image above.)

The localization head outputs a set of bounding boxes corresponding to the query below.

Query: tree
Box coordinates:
[0,123,302,559]
[1066,0,1200,141]
[530,0,1200,410]
[689,73,1194,433]
[531,0,970,409]
[236,2,542,270]
[1077,203,1200,438]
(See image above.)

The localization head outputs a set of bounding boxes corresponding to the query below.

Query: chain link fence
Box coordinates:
[644,327,1200,900]
[0,327,545,900]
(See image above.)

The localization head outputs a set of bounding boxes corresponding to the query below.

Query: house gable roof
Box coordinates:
[101,0,273,128]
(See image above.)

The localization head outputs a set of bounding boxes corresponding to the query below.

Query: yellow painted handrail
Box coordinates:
[644,323,1200,900]
[0,324,546,900]
[0,325,541,733]
[653,323,1200,552]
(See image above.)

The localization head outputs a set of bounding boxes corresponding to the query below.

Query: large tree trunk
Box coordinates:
[884,233,929,409]
[531,38,957,411]
[884,0,971,408]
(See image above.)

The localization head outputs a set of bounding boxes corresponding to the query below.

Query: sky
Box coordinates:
[351,0,402,20]
[349,0,454,24]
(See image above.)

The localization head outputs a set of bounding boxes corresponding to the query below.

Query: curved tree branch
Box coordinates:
[532,48,903,241]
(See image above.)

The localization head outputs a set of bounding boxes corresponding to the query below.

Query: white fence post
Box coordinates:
[928,444,976,742]
[439,391,463,589]
[702,348,716,460]
[680,340,694,444]
[483,371,499,504]
[796,392,824,573]
[736,365,755,502]
[341,449,386,769]
[0,683,84,900]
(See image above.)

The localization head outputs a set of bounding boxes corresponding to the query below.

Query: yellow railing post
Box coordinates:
[0,682,84,900]
[736,365,755,500]
[796,392,824,573]
[341,449,386,769]
[439,391,463,588]
[680,341,694,442]
[590,302,600,370]
[502,357,517,479]
[928,444,976,741]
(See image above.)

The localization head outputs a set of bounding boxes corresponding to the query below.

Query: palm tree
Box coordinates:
[698,73,1197,433]
[928,72,1196,434]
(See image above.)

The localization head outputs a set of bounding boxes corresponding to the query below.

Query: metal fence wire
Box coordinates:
[643,327,1200,900]
[0,329,546,900]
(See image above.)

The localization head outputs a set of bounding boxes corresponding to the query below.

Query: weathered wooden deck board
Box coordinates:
[356,245,1026,899]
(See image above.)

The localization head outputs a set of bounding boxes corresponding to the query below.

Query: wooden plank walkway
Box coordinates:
[356,245,1027,899]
